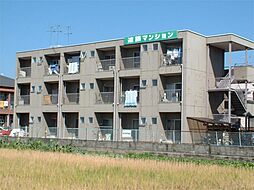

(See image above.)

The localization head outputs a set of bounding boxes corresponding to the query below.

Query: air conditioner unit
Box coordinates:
[109,66,115,71]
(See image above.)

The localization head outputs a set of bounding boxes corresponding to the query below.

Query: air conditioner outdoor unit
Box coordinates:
[109,66,115,71]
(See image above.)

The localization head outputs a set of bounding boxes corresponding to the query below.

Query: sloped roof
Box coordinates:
[0,75,15,88]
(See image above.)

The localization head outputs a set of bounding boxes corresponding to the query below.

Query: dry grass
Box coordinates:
[0,149,253,190]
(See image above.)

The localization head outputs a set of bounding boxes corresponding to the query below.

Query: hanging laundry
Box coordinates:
[68,62,79,74]
[124,90,138,107]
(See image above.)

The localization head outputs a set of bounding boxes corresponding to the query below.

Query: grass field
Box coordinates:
[0,149,253,190]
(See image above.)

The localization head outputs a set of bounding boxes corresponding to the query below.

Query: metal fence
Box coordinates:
[16,127,254,147]
[121,57,140,69]
[161,54,182,66]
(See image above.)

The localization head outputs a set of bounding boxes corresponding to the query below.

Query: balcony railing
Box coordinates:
[161,54,182,67]
[66,128,78,138]
[160,89,182,103]
[120,91,139,107]
[43,94,58,105]
[96,92,114,104]
[47,127,57,137]
[18,95,30,105]
[97,127,113,141]
[97,59,115,71]
[63,93,79,104]
[121,56,140,69]
[18,67,31,77]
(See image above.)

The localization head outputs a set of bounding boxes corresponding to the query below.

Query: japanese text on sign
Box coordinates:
[124,31,178,45]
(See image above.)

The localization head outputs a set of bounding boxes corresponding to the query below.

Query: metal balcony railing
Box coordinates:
[63,64,80,75]
[18,67,31,77]
[47,127,57,137]
[97,127,113,141]
[160,89,182,103]
[63,93,79,104]
[161,54,182,67]
[66,128,78,138]
[43,94,58,105]
[97,59,115,71]
[96,92,114,104]
[121,56,140,69]
[18,95,30,105]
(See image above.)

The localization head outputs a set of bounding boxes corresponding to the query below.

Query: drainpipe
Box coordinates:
[228,42,232,124]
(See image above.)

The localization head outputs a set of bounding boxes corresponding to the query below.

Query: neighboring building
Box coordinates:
[0,75,14,126]
[14,30,254,143]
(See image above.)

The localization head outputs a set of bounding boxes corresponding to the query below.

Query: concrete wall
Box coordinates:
[4,137,254,161]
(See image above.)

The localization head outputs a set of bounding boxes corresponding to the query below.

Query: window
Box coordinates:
[80,51,87,59]
[90,83,94,89]
[89,117,93,124]
[141,80,147,87]
[90,50,95,57]
[32,57,37,64]
[142,44,148,52]
[31,86,35,93]
[80,117,85,124]
[39,57,43,63]
[152,117,157,125]
[153,43,158,51]
[152,79,157,86]
[80,83,86,91]
[29,116,34,124]
[37,85,42,93]
[38,117,41,123]
[140,117,146,126]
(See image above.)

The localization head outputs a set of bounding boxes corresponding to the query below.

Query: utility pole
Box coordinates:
[228,42,232,124]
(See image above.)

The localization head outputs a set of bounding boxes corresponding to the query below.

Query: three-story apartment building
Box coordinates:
[14,30,254,143]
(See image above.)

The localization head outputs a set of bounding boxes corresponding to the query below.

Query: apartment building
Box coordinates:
[0,75,14,126]
[14,30,254,143]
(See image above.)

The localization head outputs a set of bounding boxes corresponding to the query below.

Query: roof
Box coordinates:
[16,29,254,54]
[0,75,15,88]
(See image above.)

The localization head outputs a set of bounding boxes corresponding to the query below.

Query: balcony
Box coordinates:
[160,89,182,103]
[66,128,79,138]
[18,95,30,105]
[63,55,80,75]
[97,59,116,71]
[43,94,58,105]
[18,67,31,78]
[63,93,79,104]
[47,127,57,137]
[121,56,140,70]
[161,53,182,67]
[96,92,114,104]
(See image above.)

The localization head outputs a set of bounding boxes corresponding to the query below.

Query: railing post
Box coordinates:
[239,131,242,147]
[173,130,175,144]
[215,131,218,146]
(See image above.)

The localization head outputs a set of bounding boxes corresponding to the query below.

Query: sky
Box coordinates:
[0,0,253,78]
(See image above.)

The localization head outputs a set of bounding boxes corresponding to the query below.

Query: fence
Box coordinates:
[161,54,182,66]
[16,127,254,147]
[121,57,140,69]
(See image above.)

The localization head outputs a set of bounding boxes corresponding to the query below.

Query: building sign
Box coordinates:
[124,30,178,45]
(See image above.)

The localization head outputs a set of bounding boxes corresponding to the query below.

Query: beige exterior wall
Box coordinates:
[14,30,254,142]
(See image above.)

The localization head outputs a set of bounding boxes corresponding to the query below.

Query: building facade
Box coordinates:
[0,75,14,127]
[14,30,254,143]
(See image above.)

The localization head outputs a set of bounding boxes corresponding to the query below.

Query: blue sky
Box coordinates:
[0,0,253,78]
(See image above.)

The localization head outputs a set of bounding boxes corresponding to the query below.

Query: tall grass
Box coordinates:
[0,149,253,190]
